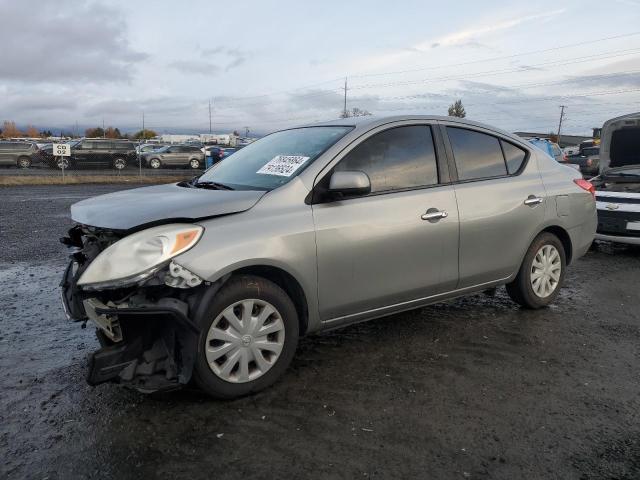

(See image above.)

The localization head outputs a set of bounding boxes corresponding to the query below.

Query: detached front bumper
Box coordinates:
[60,259,202,392]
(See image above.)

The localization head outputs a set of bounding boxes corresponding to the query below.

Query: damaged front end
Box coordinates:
[60,224,216,393]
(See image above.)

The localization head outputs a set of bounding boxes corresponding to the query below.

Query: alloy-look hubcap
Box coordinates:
[530,244,561,298]
[205,299,285,383]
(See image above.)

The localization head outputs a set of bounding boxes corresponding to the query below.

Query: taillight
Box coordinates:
[574,178,595,198]
[563,154,567,161]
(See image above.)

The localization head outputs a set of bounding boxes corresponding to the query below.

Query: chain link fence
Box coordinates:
[0,138,216,184]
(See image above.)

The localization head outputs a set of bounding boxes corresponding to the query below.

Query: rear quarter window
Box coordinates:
[501,140,527,174]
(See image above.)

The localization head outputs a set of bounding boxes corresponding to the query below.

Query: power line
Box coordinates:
[213,48,640,110]
[211,31,640,103]
[349,31,640,79]
[178,87,640,128]
[349,48,640,90]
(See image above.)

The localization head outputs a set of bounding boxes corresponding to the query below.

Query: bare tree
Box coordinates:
[447,100,466,118]
[1,121,22,138]
[25,125,40,138]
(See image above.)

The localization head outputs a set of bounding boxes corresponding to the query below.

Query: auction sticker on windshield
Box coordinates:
[257,155,310,177]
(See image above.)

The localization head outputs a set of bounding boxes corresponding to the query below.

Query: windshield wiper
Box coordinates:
[194,180,235,190]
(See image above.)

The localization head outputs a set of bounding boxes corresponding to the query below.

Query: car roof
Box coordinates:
[299,115,527,146]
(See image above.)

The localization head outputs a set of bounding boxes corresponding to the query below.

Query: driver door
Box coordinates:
[312,124,459,323]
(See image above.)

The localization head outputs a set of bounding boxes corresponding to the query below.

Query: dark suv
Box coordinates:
[0,141,39,168]
[54,139,137,170]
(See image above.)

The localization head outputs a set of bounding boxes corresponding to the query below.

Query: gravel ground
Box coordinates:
[1,184,639,479]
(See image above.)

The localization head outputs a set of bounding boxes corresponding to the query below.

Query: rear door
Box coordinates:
[440,123,545,288]
[313,123,459,322]
[0,143,14,165]
[73,141,93,167]
[162,146,181,165]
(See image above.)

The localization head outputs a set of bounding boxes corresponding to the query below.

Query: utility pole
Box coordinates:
[244,126,250,137]
[139,111,145,178]
[342,77,348,118]
[209,99,213,134]
[102,118,105,138]
[557,105,566,146]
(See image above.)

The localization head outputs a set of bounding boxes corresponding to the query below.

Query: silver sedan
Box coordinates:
[61,115,596,399]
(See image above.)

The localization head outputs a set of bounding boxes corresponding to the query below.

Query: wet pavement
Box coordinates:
[1,184,639,479]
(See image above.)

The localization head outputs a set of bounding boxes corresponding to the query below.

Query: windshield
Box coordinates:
[197,126,352,190]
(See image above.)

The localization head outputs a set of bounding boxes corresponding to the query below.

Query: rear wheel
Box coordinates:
[113,158,126,170]
[149,158,161,169]
[506,232,566,309]
[189,158,201,169]
[17,156,31,169]
[56,157,70,169]
[193,275,299,399]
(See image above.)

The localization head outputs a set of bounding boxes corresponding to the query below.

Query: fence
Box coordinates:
[0,140,209,184]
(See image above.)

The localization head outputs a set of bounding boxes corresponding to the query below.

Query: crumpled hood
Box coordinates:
[71,183,266,230]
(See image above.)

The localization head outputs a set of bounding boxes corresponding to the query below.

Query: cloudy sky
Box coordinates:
[1,0,640,135]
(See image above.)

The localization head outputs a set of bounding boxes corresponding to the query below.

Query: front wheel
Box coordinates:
[148,158,161,169]
[506,232,566,309]
[113,158,126,170]
[193,275,299,399]
[189,158,201,169]
[17,156,31,169]
[56,157,70,169]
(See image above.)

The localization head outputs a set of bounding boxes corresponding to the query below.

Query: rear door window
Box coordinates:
[501,140,527,174]
[447,127,507,180]
[335,125,439,193]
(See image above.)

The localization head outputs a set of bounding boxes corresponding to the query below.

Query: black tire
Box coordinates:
[113,157,126,170]
[149,158,161,169]
[193,275,299,399]
[17,156,31,169]
[506,232,566,309]
[189,158,201,169]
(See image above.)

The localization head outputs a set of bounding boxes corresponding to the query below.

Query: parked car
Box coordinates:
[591,112,640,245]
[566,147,600,177]
[563,145,580,156]
[0,141,39,168]
[598,112,640,173]
[136,143,164,154]
[204,146,226,162]
[45,139,137,170]
[592,166,640,245]
[527,138,580,172]
[142,144,205,169]
[60,115,596,399]
[220,147,238,158]
[526,138,565,163]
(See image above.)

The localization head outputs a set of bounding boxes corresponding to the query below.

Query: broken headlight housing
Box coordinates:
[78,224,203,291]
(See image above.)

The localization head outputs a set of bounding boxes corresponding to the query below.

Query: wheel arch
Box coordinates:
[225,264,310,336]
[540,225,573,265]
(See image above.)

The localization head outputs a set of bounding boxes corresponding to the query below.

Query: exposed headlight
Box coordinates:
[78,224,203,290]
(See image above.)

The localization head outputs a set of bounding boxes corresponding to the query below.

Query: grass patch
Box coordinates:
[0,175,192,186]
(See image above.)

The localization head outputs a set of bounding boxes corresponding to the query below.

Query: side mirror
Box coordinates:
[328,170,371,197]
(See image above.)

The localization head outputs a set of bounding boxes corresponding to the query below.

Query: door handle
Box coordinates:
[421,209,448,221]
[524,196,543,206]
